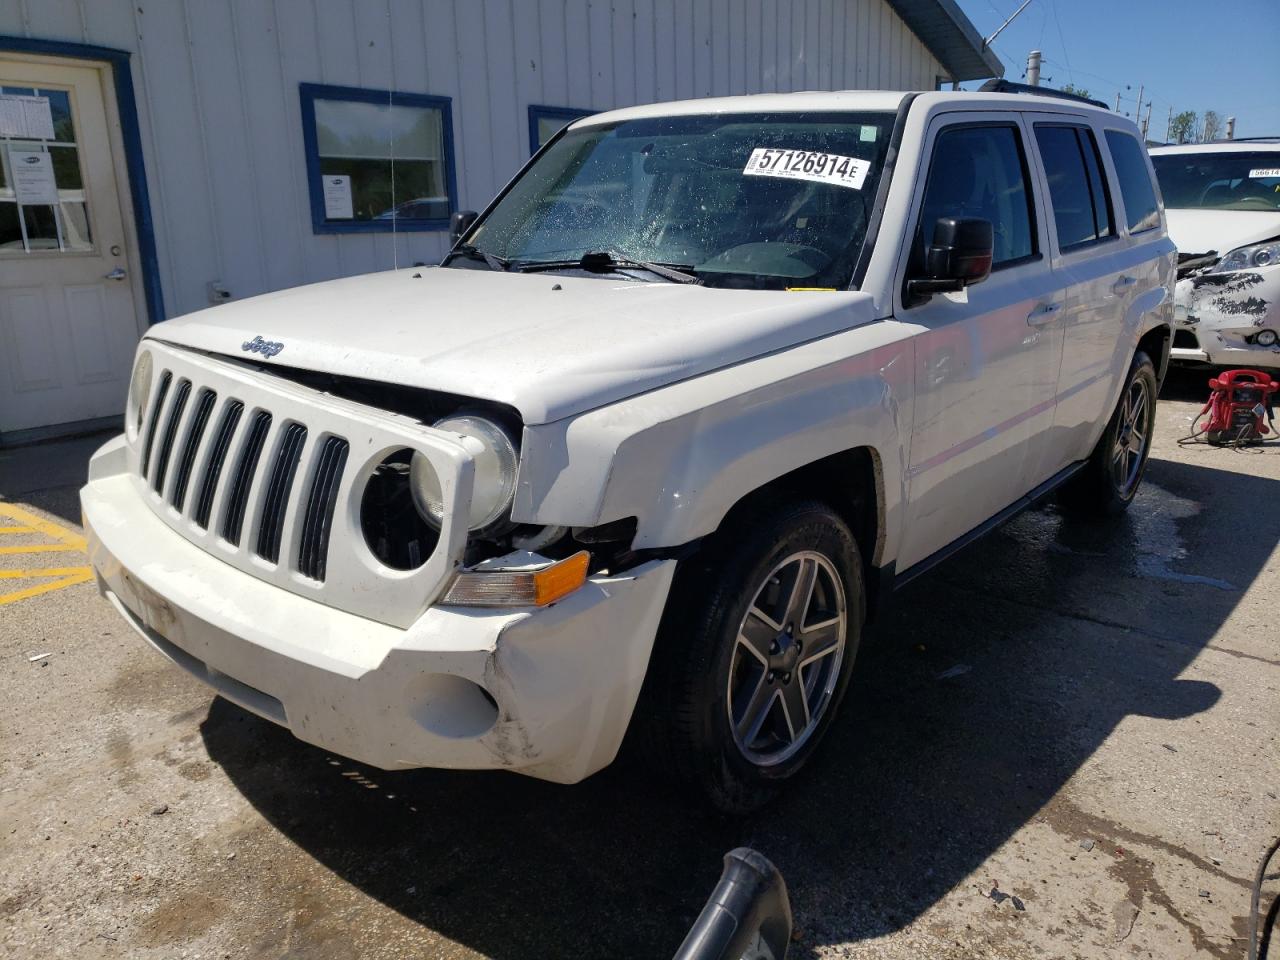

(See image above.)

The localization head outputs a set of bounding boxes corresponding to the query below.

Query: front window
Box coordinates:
[460,111,897,290]
[299,83,456,233]
[1151,151,1280,212]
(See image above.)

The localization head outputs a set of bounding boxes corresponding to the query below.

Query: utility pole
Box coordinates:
[1027,50,1042,87]
[1226,116,1236,140]
[984,0,1036,49]
[1115,92,1122,112]
[1134,84,1143,123]
[1165,106,1173,142]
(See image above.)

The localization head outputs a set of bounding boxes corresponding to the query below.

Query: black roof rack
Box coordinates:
[1214,136,1280,143]
[977,78,1110,110]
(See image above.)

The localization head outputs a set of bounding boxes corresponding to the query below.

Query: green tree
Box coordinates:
[1169,111,1197,144]
[1201,110,1223,142]
[1059,83,1091,100]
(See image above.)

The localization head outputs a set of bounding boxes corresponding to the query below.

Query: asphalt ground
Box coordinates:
[1,366,1277,959]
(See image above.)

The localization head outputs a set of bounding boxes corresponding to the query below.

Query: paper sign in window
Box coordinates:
[743,147,870,190]
[323,175,354,219]
[9,150,59,204]
[0,95,56,140]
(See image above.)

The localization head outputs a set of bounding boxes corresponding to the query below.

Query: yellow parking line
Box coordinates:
[0,567,92,578]
[0,504,91,605]
[0,543,81,555]
[0,503,87,551]
[0,567,95,606]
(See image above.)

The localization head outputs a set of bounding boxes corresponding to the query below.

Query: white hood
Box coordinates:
[1164,209,1280,258]
[148,266,876,424]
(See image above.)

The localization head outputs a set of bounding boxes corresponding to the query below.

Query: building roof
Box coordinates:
[887,0,1004,82]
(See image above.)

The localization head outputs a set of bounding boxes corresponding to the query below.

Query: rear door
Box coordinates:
[893,112,1063,572]
[1026,115,1126,467]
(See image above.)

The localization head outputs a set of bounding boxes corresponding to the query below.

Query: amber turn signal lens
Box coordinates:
[440,550,591,608]
[532,550,590,606]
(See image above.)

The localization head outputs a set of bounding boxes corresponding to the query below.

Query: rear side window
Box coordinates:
[1104,130,1160,232]
[1034,124,1114,250]
[919,124,1036,267]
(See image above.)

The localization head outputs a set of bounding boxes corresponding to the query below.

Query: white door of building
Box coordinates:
[0,56,142,439]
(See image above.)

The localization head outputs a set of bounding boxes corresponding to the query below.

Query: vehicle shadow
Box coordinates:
[201,457,1275,959]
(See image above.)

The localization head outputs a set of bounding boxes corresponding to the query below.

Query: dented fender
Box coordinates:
[514,318,915,564]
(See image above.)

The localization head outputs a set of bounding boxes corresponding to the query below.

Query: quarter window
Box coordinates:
[299,83,456,233]
[1034,124,1114,250]
[1104,130,1160,233]
[918,124,1036,268]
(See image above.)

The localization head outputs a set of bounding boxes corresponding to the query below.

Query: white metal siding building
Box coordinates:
[0,0,998,442]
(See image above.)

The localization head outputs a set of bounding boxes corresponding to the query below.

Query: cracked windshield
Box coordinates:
[463,111,895,289]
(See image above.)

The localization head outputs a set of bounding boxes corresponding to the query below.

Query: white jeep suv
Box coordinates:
[82,91,1174,810]
[1150,139,1280,368]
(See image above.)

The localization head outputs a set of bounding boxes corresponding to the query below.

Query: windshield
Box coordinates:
[458,111,897,289]
[1151,151,1280,211]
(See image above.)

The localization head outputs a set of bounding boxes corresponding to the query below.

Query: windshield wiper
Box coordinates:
[514,250,701,284]
[443,244,510,272]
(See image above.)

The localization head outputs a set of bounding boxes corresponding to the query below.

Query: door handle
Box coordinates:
[105,267,127,281]
[1027,302,1062,326]
[1112,274,1137,294]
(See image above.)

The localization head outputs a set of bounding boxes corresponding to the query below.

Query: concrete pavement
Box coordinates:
[1,371,1277,959]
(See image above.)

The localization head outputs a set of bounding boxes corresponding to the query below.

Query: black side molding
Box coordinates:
[887,459,1088,593]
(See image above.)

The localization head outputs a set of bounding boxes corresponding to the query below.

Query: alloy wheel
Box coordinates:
[1112,376,1152,496]
[727,551,848,766]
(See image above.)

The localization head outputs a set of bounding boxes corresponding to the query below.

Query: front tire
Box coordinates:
[635,499,865,813]
[1060,349,1158,516]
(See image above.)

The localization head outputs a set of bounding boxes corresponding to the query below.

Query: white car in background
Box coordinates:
[1150,140,1280,368]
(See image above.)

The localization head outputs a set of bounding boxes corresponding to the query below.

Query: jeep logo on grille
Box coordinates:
[242,335,285,358]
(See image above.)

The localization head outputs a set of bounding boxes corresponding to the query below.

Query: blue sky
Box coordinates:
[954,0,1280,140]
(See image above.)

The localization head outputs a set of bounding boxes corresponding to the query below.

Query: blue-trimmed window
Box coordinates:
[528,104,591,155]
[299,83,457,233]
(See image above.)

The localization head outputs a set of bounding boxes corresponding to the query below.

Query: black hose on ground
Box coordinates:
[1249,834,1280,960]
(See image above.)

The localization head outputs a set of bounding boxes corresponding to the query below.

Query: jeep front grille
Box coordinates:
[297,436,349,582]
[256,421,307,564]
[221,410,273,547]
[128,342,472,628]
[193,400,243,530]
[171,387,216,512]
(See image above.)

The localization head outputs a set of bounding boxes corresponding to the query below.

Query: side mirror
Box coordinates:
[907,216,994,303]
[672,848,792,960]
[449,210,478,247]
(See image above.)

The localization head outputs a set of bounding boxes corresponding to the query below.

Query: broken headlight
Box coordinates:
[1218,240,1280,272]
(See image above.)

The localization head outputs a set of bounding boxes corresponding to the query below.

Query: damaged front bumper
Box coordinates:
[82,436,676,784]
[1172,265,1280,368]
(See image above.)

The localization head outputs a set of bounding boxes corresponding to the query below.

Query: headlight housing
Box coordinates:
[126,350,154,438]
[410,414,518,531]
[1218,240,1280,272]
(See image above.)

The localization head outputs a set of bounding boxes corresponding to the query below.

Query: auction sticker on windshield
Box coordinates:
[744,148,870,190]
[1249,168,1280,178]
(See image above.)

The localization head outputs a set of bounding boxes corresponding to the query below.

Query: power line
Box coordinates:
[1049,0,1073,83]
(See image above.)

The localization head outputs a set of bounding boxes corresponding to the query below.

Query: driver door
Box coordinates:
[895,113,1065,573]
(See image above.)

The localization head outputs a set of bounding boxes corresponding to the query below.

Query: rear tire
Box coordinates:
[634,499,865,813]
[1060,350,1157,516]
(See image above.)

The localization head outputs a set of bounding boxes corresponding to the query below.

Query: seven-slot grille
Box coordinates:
[136,368,348,584]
